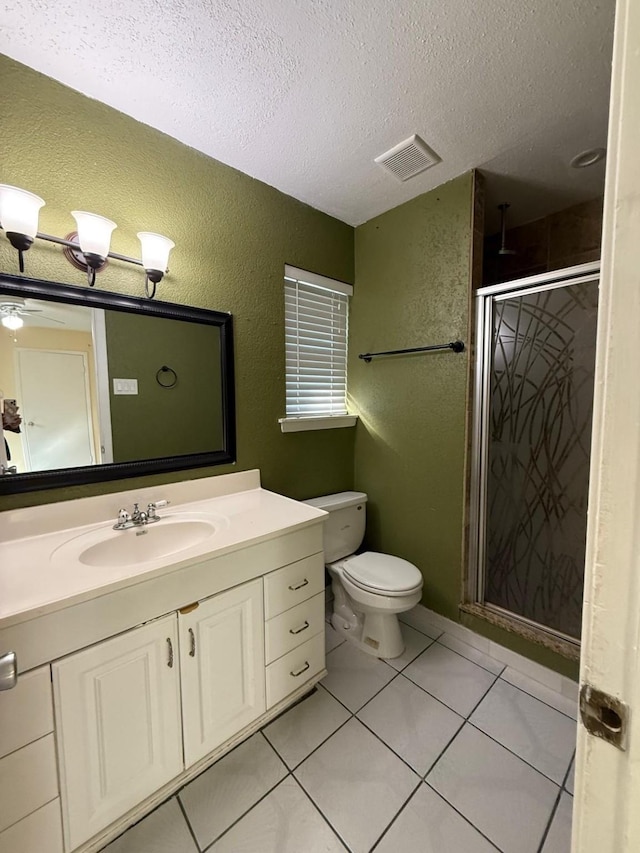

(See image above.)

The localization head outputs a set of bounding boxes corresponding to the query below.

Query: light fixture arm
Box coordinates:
[0,227,170,297]
[33,230,145,268]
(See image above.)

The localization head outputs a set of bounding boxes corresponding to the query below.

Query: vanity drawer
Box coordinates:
[0,734,58,833]
[0,798,62,853]
[264,553,324,619]
[265,592,325,664]
[0,665,53,759]
[266,632,325,708]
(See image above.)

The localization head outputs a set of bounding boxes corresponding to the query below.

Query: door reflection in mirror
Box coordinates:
[0,295,223,473]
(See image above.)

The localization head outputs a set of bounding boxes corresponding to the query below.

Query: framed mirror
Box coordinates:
[0,272,235,494]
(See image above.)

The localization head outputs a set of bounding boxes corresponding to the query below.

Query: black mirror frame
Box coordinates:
[0,272,236,495]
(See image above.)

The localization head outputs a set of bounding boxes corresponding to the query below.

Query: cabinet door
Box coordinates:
[180,579,266,767]
[52,614,183,851]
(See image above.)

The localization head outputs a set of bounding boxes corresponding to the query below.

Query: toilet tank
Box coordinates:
[303,491,367,562]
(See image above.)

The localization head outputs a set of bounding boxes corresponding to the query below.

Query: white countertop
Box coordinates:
[0,471,326,629]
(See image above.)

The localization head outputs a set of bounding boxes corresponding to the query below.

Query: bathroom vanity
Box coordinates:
[0,471,327,853]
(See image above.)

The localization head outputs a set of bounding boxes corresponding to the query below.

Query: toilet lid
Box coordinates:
[342,551,423,594]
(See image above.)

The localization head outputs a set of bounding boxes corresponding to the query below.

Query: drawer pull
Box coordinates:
[289,620,310,636]
[167,638,174,668]
[290,661,310,678]
[288,578,309,591]
[0,651,17,690]
[189,628,196,657]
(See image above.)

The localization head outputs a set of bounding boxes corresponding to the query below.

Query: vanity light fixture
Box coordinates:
[71,211,117,287]
[0,184,175,298]
[137,232,175,298]
[0,185,46,273]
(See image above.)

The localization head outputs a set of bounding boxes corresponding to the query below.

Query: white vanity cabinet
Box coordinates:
[52,614,183,852]
[179,578,265,767]
[0,472,328,853]
[53,578,269,850]
[0,665,61,853]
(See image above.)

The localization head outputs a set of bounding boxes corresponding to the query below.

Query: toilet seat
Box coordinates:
[341,551,423,597]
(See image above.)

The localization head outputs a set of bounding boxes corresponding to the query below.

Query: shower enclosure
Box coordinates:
[469,263,599,644]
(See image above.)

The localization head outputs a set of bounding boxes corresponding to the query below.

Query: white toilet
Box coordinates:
[304,491,423,659]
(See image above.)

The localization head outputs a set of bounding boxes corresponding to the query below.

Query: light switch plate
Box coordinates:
[113,378,138,395]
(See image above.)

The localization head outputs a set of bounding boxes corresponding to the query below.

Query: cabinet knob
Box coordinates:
[188,628,196,657]
[290,661,310,678]
[0,651,17,690]
[166,638,174,668]
[288,578,309,592]
[289,620,310,636]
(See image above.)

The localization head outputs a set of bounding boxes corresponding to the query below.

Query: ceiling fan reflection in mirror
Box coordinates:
[0,296,64,330]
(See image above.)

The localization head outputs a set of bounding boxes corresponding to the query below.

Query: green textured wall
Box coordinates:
[350,174,578,680]
[351,175,473,620]
[104,312,223,461]
[0,56,355,509]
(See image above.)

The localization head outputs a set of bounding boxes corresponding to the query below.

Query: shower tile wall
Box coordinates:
[482,197,603,286]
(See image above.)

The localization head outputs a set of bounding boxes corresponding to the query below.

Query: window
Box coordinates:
[280,265,357,432]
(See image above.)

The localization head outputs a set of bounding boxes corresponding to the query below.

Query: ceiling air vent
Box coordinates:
[374,134,440,182]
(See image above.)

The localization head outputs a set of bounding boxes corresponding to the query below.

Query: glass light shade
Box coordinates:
[137,232,175,273]
[2,313,24,330]
[71,211,117,258]
[0,185,45,238]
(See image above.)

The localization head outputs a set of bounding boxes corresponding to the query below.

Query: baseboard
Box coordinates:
[400,603,578,704]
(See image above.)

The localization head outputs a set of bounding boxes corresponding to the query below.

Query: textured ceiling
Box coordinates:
[1,0,615,230]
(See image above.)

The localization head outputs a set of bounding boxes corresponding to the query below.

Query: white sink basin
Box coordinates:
[52,514,225,570]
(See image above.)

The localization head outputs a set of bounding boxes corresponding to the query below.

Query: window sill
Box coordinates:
[279,415,358,433]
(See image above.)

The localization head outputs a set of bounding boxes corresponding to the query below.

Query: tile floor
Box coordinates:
[103,607,577,853]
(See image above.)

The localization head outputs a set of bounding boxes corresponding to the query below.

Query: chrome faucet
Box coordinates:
[113,500,170,530]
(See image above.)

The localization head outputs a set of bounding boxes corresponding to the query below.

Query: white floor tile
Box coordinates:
[263,686,350,769]
[325,622,346,654]
[399,606,443,639]
[437,634,504,676]
[103,799,197,853]
[428,724,559,853]
[179,733,287,849]
[383,624,434,671]
[560,678,579,705]
[470,679,576,784]
[564,757,575,795]
[404,643,496,717]
[322,641,395,712]
[358,675,463,775]
[542,792,573,853]
[210,777,347,852]
[295,718,418,853]
[376,783,497,853]
[501,668,578,720]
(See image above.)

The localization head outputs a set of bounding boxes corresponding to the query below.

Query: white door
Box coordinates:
[573,1,640,851]
[179,579,266,767]
[52,615,183,851]
[16,348,95,471]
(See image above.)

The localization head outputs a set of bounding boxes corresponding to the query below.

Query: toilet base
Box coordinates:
[330,604,405,659]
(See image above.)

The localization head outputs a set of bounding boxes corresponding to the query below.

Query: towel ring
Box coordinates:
[156,365,178,389]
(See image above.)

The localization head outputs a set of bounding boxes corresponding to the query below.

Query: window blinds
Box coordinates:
[284,268,352,418]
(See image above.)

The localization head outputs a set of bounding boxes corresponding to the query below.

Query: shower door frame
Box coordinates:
[466,260,600,649]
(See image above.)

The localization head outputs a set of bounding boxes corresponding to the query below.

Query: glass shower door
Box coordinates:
[475,271,599,641]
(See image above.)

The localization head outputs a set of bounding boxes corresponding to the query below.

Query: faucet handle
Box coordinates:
[147,499,169,520]
[114,508,132,530]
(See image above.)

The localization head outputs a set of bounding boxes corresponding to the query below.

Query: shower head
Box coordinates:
[498,203,517,256]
